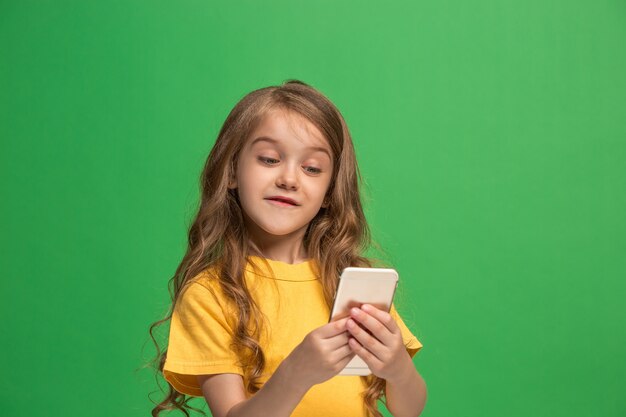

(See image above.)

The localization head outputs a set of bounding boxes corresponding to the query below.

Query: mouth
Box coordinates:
[265,196,299,206]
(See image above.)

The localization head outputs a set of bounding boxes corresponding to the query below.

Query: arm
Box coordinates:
[385,361,427,417]
[199,317,353,417]
[198,359,311,417]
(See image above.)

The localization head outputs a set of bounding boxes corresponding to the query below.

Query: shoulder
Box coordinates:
[173,267,240,328]
[181,263,227,292]
[175,266,229,308]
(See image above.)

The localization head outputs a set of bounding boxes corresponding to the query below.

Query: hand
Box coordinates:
[284,317,356,389]
[346,304,413,383]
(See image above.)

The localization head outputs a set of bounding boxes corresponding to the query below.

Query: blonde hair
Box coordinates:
[147,80,387,416]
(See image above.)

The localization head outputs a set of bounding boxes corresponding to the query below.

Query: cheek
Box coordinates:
[237,162,267,187]
[307,178,332,203]
[237,170,275,205]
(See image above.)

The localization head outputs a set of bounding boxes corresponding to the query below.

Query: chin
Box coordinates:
[243,212,311,238]
[260,226,304,237]
[256,221,309,237]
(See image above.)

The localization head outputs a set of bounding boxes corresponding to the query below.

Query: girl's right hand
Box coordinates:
[283,317,356,389]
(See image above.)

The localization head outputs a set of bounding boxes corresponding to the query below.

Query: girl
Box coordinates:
[148,80,426,417]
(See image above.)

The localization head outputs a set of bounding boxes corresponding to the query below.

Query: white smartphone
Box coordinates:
[328,267,399,376]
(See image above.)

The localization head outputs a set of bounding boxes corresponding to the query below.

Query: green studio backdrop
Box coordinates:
[1,1,624,416]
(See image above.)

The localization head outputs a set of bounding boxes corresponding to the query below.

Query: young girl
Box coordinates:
[149,80,426,417]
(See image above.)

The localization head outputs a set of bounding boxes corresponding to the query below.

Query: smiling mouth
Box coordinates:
[265,197,299,206]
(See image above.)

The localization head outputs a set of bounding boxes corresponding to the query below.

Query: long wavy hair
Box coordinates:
[146,79,388,416]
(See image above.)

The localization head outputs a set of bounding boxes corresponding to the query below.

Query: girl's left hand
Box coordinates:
[346,304,413,383]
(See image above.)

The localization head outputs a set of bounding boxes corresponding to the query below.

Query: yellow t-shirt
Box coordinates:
[163,256,423,416]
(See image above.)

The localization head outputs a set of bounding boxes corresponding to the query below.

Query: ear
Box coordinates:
[321,196,330,208]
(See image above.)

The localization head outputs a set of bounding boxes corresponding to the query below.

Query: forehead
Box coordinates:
[246,108,330,151]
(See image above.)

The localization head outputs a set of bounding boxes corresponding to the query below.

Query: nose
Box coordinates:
[276,163,299,191]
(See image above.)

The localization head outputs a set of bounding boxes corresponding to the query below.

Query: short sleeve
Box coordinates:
[389,303,424,358]
[163,279,244,397]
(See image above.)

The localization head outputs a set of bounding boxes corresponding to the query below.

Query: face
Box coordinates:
[230,108,334,241]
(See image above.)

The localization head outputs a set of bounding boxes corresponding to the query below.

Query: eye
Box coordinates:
[258,156,279,165]
[303,166,322,174]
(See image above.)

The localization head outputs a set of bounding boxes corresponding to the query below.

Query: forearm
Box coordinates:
[227,359,311,417]
[385,363,427,417]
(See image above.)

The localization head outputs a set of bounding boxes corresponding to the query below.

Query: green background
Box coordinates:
[1,1,624,416]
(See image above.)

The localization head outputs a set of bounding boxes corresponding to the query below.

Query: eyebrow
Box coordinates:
[250,136,332,159]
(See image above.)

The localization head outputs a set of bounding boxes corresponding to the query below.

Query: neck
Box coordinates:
[243,218,309,264]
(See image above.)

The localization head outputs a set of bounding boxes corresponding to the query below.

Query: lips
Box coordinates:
[265,196,299,206]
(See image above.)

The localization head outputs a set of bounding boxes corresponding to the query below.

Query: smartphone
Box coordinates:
[328,267,399,376]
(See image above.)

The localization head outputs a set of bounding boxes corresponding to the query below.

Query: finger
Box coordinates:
[348,336,383,370]
[325,331,350,350]
[349,307,395,346]
[320,317,350,338]
[337,347,357,365]
[332,344,354,361]
[346,318,386,361]
[333,352,356,375]
[361,304,401,335]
